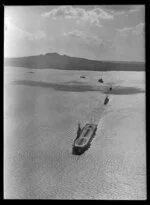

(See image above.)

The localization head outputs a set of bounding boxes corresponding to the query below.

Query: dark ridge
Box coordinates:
[4,53,145,72]
[12,80,145,95]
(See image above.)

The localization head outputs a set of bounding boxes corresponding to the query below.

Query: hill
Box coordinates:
[4,53,145,71]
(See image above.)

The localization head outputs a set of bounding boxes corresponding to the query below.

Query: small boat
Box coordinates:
[98,78,104,83]
[80,76,86,79]
[104,95,109,105]
[72,123,97,155]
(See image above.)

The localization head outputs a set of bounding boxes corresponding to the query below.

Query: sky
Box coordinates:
[4,5,145,61]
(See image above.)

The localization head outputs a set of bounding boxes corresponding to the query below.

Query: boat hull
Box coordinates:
[104,97,109,105]
[72,126,97,155]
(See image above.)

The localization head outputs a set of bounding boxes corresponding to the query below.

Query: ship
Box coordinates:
[72,123,97,155]
[104,95,109,105]
[98,78,104,83]
[80,75,86,79]
[104,87,112,105]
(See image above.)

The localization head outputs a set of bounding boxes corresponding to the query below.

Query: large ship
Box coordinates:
[72,123,97,155]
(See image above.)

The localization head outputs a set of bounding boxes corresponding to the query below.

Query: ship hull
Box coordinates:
[72,127,97,155]
[104,97,109,105]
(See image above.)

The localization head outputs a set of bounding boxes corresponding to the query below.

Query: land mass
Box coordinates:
[4,53,145,71]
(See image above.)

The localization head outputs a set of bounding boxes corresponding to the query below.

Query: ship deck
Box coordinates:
[74,124,97,147]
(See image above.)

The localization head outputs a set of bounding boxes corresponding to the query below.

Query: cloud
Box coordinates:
[47,28,115,60]
[118,22,144,36]
[60,29,116,60]
[63,29,102,44]
[110,22,145,61]
[100,5,144,15]
[128,5,145,13]
[132,22,145,35]
[41,6,113,27]
[63,29,84,38]
[41,6,84,19]
[60,24,144,61]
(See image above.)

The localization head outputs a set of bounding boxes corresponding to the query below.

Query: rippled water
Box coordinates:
[4,67,146,199]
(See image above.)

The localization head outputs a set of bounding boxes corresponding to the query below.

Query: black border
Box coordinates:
[2,3,147,202]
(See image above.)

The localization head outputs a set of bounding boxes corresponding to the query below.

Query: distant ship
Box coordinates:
[104,95,109,105]
[72,123,97,155]
[104,87,112,105]
[98,78,104,83]
[80,75,86,79]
